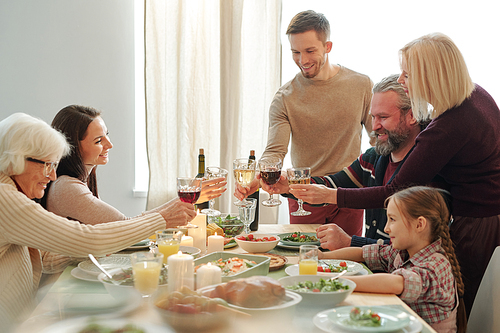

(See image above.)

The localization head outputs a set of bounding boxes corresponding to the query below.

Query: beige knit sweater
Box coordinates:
[0,173,165,331]
[262,66,374,176]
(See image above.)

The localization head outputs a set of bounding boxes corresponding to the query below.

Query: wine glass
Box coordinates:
[238,198,257,235]
[258,157,282,207]
[177,177,202,230]
[130,252,164,298]
[201,166,228,217]
[286,167,312,216]
[233,158,256,206]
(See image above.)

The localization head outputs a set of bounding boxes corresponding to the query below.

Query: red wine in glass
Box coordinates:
[178,190,201,204]
[261,170,281,185]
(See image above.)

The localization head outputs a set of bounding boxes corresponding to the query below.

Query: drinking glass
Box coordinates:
[238,198,257,235]
[176,177,201,230]
[299,245,318,275]
[156,229,183,264]
[233,158,256,206]
[258,157,282,207]
[287,167,312,216]
[201,166,228,217]
[131,252,164,297]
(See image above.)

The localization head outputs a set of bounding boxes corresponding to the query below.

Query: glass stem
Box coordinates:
[209,198,215,210]
[298,199,304,211]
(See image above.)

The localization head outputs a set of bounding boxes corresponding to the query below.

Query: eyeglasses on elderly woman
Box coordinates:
[26,157,59,177]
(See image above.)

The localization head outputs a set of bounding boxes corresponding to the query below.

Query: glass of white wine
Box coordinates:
[233,158,256,207]
[201,166,228,216]
[287,167,312,216]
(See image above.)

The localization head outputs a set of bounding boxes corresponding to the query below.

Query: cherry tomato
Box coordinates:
[340,261,347,267]
[299,235,306,239]
[237,236,246,240]
[263,237,269,241]
[269,236,276,241]
[317,266,324,272]
[325,268,331,273]
[312,288,320,292]
[247,234,254,240]
[291,233,297,238]
[371,314,381,321]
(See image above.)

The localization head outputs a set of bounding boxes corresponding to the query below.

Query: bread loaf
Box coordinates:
[210,276,285,308]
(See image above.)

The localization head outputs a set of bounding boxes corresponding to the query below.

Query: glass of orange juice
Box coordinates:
[156,229,183,264]
[299,245,318,275]
[131,252,164,297]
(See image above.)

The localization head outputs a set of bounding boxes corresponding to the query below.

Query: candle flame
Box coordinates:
[207,262,212,267]
[177,251,183,255]
[197,209,200,214]
[214,232,218,236]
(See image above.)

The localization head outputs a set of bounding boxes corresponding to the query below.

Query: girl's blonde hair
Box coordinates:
[386,186,466,332]
[400,33,474,121]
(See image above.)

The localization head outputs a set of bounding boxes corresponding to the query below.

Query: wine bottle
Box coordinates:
[248,150,260,231]
[195,148,209,210]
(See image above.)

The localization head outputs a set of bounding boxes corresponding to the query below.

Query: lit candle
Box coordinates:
[180,235,194,247]
[188,210,207,254]
[207,232,224,254]
[196,262,222,290]
[167,251,194,293]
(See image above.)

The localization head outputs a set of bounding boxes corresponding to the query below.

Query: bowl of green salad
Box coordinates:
[210,214,245,237]
[278,275,356,307]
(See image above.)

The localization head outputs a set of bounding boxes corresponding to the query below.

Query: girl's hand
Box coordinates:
[198,177,227,203]
[160,199,197,228]
[289,184,337,204]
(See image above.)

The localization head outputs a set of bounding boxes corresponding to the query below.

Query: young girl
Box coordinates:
[320,186,465,333]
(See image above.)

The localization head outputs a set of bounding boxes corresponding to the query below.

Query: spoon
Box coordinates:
[88,254,121,285]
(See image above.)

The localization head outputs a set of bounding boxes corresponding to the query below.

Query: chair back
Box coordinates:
[467,246,500,332]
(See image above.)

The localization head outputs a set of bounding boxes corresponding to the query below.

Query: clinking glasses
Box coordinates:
[26,157,59,177]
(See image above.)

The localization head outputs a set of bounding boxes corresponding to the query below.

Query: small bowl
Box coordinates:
[234,234,280,253]
[98,267,167,302]
[278,275,356,308]
[211,214,245,237]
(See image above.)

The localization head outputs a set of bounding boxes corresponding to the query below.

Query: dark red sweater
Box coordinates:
[338,85,500,218]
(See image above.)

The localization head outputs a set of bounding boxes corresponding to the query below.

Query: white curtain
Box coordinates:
[144,0,282,214]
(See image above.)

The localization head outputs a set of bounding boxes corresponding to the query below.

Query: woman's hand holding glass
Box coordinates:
[158,200,197,229]
[197,176,227,204]
[289,183,338,205]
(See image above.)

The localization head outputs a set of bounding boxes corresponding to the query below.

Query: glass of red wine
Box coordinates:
[258,157,282,207]
[177,177,202,229]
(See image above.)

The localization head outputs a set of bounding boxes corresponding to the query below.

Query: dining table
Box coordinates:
[15,224,436,333]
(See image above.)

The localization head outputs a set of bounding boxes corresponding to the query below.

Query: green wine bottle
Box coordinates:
[195,148,209,210]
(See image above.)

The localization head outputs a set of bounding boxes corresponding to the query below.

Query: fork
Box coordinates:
[329,269,348,281]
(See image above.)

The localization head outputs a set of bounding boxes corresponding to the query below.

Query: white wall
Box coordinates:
[0,0,147,216]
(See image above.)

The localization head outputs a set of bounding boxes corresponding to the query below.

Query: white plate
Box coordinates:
[61,292,142,316]
[78,255,131,276]
[70,267,99,282]
[285,260,365,277]
[313,307,422,333]
[39,317,171,333]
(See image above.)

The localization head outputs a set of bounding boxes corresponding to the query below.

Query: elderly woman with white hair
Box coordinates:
[0,113,196,331]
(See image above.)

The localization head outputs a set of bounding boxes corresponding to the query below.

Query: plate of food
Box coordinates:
[285,260,364,276]
[313,307,422,333]
[39,317,170,333]
[194,252,270,281]
[277,232,320,246]
[327,306,413,332]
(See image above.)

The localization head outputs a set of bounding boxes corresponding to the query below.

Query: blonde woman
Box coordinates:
[290,33,500,317]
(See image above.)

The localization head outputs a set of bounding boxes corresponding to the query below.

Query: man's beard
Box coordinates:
[371,128,411,156]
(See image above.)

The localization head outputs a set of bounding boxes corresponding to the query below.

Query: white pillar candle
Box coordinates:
[167,251,194,293]
[196,262,222,290]
[180,235,194,247]
[207,233,224,254]
[188,211,207,254]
